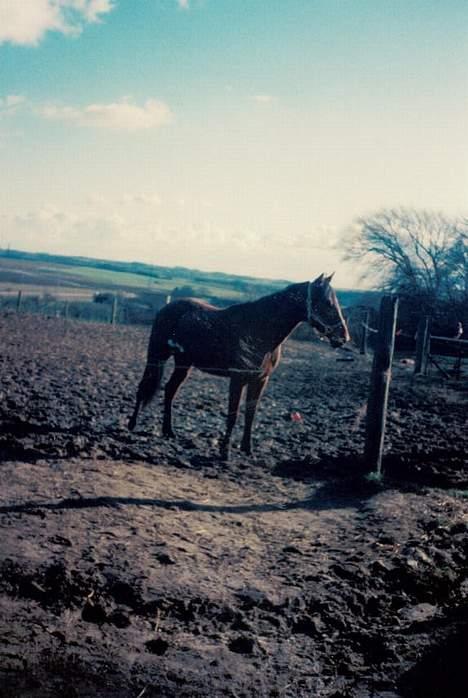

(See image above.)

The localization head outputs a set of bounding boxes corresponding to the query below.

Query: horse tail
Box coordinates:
[128,299,191,431]
[128,359,166,430]
[128,360,166,431]
[128,308,174,430]
[139,360,166,408]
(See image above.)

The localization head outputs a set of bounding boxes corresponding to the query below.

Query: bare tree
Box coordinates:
[445,230,468,302]
[345,208,468,330]
[346,208,466,295]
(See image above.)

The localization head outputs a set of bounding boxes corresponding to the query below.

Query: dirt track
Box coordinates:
[0,314,467,697]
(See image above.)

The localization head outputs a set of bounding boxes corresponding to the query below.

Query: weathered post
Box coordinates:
[360,309,370,355]
[364,295,399,476]
[111,296,118,325]
[414,315,430,375]
[16,290,23,313]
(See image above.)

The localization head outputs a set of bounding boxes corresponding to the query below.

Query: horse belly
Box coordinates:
[198,365,231,378]
[189,344,231,374]
[178,334,231,374]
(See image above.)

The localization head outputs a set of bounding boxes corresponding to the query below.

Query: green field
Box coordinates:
[0,251,292,324]
[59,264,247,299]
[0,249,373,317]
[0,252,266,301]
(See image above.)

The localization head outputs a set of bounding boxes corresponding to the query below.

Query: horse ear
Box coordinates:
[325,272,335,284]
[312,273,325,285]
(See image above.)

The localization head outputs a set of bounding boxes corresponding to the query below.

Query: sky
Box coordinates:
[1,0,467,287]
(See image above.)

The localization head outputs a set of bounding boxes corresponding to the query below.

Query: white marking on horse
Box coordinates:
[168,338,185,353]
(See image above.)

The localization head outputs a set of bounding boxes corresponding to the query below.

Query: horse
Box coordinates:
[128,273,350,459]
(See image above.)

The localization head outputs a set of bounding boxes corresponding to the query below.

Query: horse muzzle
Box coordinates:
[329,336,346,349]
[329,324,351,348]
[309,316,350,348]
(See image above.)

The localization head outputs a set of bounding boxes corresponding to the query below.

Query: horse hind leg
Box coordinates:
[220,375,246,461]
[162,360,192,438]
[128,358,167,431]
[240,376,269,456]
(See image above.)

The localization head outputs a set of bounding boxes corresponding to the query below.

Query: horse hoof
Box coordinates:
[163,430,175,439]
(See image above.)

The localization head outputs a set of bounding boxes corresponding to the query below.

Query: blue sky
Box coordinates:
[1,0,467,285]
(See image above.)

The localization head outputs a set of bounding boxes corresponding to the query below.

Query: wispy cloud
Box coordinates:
[283,225,340,251]
[0,0,115,46]
[251,94,275,104]
[0,95,27,116]
[38,98,172,132]
[176,0,190,10]
[122,193,162,206]
[3,205,127,255]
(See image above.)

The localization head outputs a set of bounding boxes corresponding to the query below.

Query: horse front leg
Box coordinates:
[163,363,191,438]
[241,376,269,456]
[220,375,246,461]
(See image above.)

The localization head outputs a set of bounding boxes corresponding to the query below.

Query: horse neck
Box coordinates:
[239,284,306,347]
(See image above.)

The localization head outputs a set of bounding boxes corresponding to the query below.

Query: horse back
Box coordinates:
[147,298,221,359]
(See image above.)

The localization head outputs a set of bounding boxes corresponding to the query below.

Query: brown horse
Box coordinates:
[129,273,350,459]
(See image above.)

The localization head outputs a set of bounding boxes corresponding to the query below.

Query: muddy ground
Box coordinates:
[0,313,467,697]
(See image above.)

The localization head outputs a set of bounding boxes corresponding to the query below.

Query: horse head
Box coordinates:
[306,274,350,348]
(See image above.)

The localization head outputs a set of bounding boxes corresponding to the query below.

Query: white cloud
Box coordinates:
[251,94,275,104]
[5,95,26,108]
[294,225,340,250]
[86,193,109,207]
[0,94,27,116]
[0,0,115,46]
[75,0,115,23]
[122,193,162,206]
[3,205,127,255]
[38,98,172,131]
[177,0,190,9]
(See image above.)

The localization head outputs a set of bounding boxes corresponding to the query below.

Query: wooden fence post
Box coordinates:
[414,315,430,375]
[360,309,370,355]
[16,290,23,313]
[364,295,399,476]
[111,296,118,325]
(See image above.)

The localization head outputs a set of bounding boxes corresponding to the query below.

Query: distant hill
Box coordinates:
[0,248,290,302]
[0,248,378,327]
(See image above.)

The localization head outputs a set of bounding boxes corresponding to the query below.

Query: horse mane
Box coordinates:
[226,282,307,313]
[174,297,221,312]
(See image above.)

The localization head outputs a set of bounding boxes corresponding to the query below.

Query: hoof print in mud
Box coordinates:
[228,635,256,655]
[155,552,176,565]
[145,638,169,656]
[48,535,72,547]
[81,601,108,625]
[108,610,132,628]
